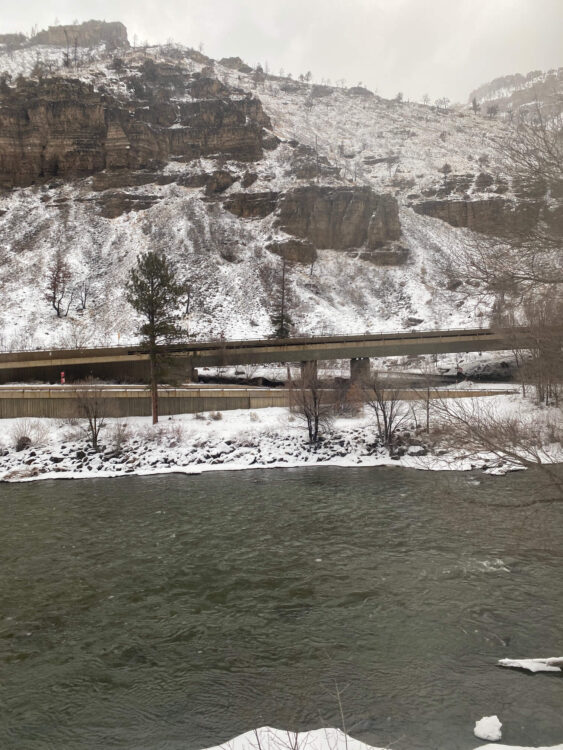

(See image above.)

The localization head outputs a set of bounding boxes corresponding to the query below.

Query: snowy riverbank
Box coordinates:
[1,392,561,483]
[203,727,563,750]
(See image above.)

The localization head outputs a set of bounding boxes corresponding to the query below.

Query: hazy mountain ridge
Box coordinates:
[468,66,563,114]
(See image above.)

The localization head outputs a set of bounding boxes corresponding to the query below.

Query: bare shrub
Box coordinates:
[10,419,50,451]
[411,361,440,432]
[331,380,362,417]
[166,421,185,445]
[110,420,130,454]
[289,364,333,444]
[243,363,260,380]
[75,379,108,452]
[362,374,408,454]
[140,424,165,444]
[434,397,563,501]
[55,318,92,349]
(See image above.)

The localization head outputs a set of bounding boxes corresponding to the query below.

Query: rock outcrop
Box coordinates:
[276,186,401,250]
[359,245,410,265]
[31,21,129,49]
[224,191,279,218]
[91,170,176,191]
[288,144,340,180]
[96,190,160,218]
[412,197,540,237]
[0,72,272,188]
[267,239,317,264]
[219,57,253,74]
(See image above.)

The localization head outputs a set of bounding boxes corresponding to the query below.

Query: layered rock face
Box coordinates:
[0,70,271,188]
[224,191,279,218]
[413,198,540,237]
[267,239,317,264]
[31,21,129,49]
[276,186,401,249]
[0,79,161,187]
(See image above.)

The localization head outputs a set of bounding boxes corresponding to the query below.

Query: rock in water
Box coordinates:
[474,715,502,741]
[498,657,563,673]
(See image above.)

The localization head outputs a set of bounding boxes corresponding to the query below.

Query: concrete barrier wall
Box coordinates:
[0,388,290,419]
[0,386,513,420]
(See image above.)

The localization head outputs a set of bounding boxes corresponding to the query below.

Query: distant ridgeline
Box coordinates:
[468,67,563,114]
[0,20,129,51]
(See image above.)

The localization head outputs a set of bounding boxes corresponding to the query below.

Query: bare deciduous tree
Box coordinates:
[289,364,333,445]
[433,397,563,503]
[520,295,563,406]
[412,361,439,433]
[46,248,74,317]
[75,278,90,310]
[362,374,408,454]
[448,103,563,300]
[75,378,108,452]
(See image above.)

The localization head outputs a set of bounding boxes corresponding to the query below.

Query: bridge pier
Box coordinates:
[300,360,318,382]
[350,357,371,383]
[159,355,198,385]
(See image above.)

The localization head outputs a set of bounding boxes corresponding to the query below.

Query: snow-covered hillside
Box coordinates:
[0,41,519,351]
[468,67,563,115]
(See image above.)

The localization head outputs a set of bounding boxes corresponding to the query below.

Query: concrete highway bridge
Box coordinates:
[0,326,531,385]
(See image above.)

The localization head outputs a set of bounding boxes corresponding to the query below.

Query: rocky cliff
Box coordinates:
[31,21,129,50]
[0,67,271,189]
[412,197,540,237]
[277,186,401,250]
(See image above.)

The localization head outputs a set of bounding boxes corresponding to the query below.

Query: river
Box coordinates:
[1,467,562,750]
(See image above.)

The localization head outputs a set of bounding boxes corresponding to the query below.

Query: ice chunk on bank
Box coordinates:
[203,726,382,750]
[474,715,502,741]
[499,657,563,673]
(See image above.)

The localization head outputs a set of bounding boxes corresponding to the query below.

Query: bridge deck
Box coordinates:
[0,327,530,374]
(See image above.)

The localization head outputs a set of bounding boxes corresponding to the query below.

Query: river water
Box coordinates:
[1,468,562,750]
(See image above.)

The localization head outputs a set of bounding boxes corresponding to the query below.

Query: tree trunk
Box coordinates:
[150,351,158,424]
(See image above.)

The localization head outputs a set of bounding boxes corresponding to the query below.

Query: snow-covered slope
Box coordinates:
[0,41,518,351]
[468,67,563,116]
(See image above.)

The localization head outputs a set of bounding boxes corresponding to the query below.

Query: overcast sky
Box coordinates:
[4,0,562,101]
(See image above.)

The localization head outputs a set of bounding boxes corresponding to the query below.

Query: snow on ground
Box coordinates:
[0,391,560,483]
[201,726,563,750]
[203,727,379,750]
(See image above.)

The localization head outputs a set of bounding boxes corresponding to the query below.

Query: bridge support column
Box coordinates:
[163,356,198,384]
[350,357,371,384]
[186,357,198,383]
[300,360,318,382]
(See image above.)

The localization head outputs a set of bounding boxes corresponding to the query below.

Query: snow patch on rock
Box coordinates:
[474,715,502,741]
[499,658,563,673]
